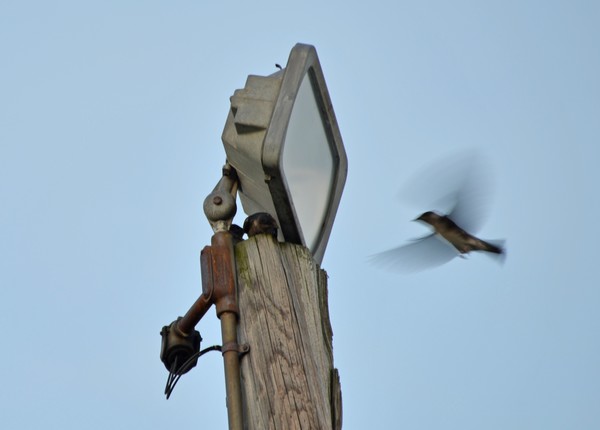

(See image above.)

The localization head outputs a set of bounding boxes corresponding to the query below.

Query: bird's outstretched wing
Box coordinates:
[370,234,458,273]
[446,154,492,233]
[400,150,493,233]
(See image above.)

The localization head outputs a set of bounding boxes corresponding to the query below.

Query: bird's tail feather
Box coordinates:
[482,239,506,264]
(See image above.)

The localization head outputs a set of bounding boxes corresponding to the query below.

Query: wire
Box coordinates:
[164,345,222,399]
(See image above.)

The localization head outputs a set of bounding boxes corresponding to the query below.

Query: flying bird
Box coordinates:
[415,211,504,255]
[372,151,505,272]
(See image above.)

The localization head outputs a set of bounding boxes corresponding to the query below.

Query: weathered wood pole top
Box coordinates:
[235,234,342,430]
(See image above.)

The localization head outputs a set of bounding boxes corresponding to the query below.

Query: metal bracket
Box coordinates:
[221,342,250,358]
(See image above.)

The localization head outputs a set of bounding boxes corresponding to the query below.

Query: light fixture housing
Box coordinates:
[221,43,347,264]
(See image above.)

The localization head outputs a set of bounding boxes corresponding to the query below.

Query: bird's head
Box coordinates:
[414,211,440,225]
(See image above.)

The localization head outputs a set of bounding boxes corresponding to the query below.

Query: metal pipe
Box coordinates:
[177,292,212,336]
[220,311,244,430]
[176,246,215,335]
[210,230,244,430]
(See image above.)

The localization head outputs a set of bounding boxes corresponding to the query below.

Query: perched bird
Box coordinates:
[372,151,505,272]
[229,224,246,244]
[243,212,279,238]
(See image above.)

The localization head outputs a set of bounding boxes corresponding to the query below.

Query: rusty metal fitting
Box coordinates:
[160,317,202,374]
[221,342,250,356]
[208,231,239,318]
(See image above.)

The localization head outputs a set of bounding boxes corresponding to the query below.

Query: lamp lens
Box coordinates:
[282,74,335,251]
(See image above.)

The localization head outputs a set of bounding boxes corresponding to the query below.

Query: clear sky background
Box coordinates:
[2,1,599,429]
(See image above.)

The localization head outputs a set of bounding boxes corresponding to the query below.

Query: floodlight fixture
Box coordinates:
[222,43,347,264]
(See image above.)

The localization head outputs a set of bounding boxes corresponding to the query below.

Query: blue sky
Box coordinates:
[2,1,599,429]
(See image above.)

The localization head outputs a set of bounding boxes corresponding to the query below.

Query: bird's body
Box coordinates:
[415,211,503,255]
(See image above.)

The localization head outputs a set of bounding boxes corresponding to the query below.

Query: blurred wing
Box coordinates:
[447,153,492,233]
[370,234,458,273]
[400,150,493,233]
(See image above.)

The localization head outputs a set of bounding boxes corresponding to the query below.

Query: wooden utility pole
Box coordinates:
[234,234,342,430]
